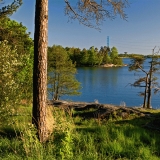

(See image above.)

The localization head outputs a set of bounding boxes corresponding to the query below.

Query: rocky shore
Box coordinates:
[100,64,128,67]
[48,100,152,120]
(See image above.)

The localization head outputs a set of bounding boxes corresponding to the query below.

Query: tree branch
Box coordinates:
[0,0,22,18]
[64,0,128,29]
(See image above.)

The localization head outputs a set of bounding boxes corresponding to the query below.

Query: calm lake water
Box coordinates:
[61,58,160,108]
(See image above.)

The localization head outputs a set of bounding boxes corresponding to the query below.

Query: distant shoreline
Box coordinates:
[77,63,128,68]
[100,64,128,67]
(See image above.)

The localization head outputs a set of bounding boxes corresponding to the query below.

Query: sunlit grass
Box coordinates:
[0,106,160,159]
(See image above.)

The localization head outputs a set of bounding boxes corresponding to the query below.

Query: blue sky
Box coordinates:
[10,0,160,55]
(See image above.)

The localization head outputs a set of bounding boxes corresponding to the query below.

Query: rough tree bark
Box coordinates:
[143,74,148,108]
[32,0,48,142]
[32,0,128,142]
[147,55,153,108]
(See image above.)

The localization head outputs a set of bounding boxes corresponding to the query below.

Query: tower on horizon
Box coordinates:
[107,36,109,48]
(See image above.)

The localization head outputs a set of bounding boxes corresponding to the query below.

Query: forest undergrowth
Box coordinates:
[0,105,160,160]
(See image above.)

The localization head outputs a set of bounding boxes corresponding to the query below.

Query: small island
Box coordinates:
[63,46,124,67]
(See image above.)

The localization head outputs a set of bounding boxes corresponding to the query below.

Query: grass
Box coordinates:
[0,105,160,160]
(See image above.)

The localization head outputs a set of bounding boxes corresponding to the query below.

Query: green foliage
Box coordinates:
[67,47,81,65]
[0,17,33,103]
[0,0,22,18]
[103,53,111,64]
[65,46,123,66]
[0,16,33,125]
[0,40,21,118]
[0,17,33,52]
[119,53,145,58]
[17,46,33,102]
[87,46,99,66]
[110,46,118,59]
[48,45,81,100]
[80,48,89,65]
[129,56,145,71]
[110,46,123,65]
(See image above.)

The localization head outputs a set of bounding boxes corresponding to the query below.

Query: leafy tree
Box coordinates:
[48,45,81,100]
[97,52,104,65]
[0,40,21,119]
[110,46,118,59]
[33,0,128,142]
[80,48,89,65]
[113,57,123,65]
[94,47,104,65]
[99,46,111,64]
[0,0,33,122]
[66,47,82,66]
[0,17,33,102]
[0,17,33,52]
[103,53,111,64]
[129,48,160,108]
[110,46,122,65]
[72,48,82,65]
[88,46,99,66]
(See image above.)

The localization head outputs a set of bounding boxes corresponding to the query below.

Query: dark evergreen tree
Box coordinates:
[48,45,81,100]
[0,17,33,103]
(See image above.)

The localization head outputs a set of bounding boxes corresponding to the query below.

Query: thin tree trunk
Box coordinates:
[147,59,153,109]
[143,74,148,108]
[54,74,60,100]
[33,0,48,142]
[147,75,152,109]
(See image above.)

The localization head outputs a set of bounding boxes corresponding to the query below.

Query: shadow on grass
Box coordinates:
[73,110,160,158]
[73,108,160,130]
[73,110,97,119]
[0,127,21,139]
[115,111,160,131]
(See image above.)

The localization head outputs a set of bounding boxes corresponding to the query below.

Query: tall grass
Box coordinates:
[0,106,160,160]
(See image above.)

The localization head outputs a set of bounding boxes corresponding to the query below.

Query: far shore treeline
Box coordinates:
[48,45,160,68]
[48,45,123,67]
[119,53,160,59]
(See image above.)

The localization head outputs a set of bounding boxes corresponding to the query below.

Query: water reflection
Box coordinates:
[60,59,160,108]
[78,67,119,89]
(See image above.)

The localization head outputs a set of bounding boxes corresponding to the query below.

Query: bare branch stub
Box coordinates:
[64,0,128,29]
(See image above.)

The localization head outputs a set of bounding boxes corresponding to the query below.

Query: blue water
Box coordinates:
[60,58,160,108]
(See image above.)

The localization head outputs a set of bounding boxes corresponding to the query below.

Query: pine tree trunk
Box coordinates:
[147,59,153,109]
[33,0,48,142]
[143,75,149,108]
[53,74,60,100]
[147,76,152,109]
